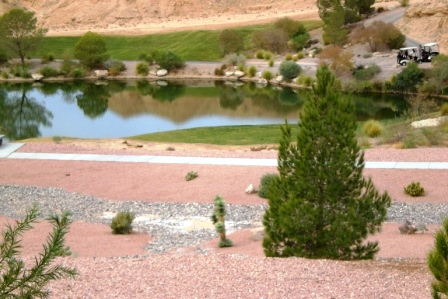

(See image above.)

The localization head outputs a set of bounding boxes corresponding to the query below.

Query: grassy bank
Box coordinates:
[130,124,299,145]
[33,21,323,61]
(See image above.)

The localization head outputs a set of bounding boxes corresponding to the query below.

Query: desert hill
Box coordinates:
[0,0,446,53]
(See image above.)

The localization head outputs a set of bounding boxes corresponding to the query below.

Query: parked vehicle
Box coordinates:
[420,42,439,62]
[397,46,421,66]
[396,42,440,66]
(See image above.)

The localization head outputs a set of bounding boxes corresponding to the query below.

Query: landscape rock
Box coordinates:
[94,70,109,78]
[31,73,44,81]
[398,219,418,234]
[234,70,245,78]
[250,227,265,241]
[225,71,234,77]
[156,69,168,77]
[245,184,257,194]
[412,117,446,128]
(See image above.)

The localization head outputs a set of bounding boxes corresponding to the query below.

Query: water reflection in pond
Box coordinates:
[0,80,411,141]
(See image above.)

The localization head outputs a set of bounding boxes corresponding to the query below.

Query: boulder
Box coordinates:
[225,71,234,77]
[398,219,418,234]
[275,75,283,83]
[234,70,245,78]
[94,70,109,78]
[31,73,44,81]
[245,184,257,194]
[156,69,168,77]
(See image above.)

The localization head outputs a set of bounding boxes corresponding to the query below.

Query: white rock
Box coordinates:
[411,117,446,128]
[94,70,109,78]
[156,69,168,77]
[31,73,44,81]
[275,75,283,83]
[234,70,245,78]
[255,71,262,78]
[245,184,257,194]
[225,71,234,77]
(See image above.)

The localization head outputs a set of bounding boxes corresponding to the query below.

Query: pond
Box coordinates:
[0,80,410,141]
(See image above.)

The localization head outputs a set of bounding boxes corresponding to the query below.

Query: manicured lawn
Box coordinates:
[33,21,323,61]
[130,124,299,145]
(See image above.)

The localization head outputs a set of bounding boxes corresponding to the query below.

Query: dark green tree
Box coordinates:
[262,65,391,259]
[428,218,448,299]
[151,50,185,71]
[0,205,78,298]
[74,31,109,69]
[0,8,48,65]
[393,63,425,93]
[274,17,307,38]
[345,0,375,15]
[219,29,244,55]
[321,2,347,45]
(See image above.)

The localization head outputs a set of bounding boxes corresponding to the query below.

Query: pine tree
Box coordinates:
[428,218,448,299]
[262,65,391,260]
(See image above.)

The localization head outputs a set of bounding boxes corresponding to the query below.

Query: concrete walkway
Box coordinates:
[1,142,448,169]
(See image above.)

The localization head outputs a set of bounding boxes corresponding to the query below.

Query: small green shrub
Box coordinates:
[152,50,185,70]
[9,63,31,78]
[279,60,302,81]
[285,54,293,61]
[1,71,8,79]
[262,70,273,81]
[185,171,198,181]
[39,66,59,77]
[224,53,246,67]
[353,64,381,81]
[363,120,383,137]
[110,210,135,234]
[40,53,54,64]
[258,173,279,199]
[248,65,257,78]
[263,51,273,60]
[136,61,149,76]
[399,0,409,7]
[255,50,265,59]
[268,59,274,67]
[105,59,126,76]
[363,53,373,59]
[441,103,448,116]
[404,182,425,197]
[70,68,84,78]
[297,52,305,59]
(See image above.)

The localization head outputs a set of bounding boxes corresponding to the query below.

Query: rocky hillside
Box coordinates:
[0,0,316,34]
[395,0,447,53]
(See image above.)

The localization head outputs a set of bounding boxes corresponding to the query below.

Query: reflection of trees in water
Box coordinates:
[351,93,407,120]
[136,80,186,102]
[217,85,245,110]
[76,83,110,119]
[249,84,304,114]
[0,83,52,140]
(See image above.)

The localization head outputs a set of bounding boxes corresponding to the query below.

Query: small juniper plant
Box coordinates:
[185,171,198,181]
[110,210,135,234]
[211,196,233,248]
[404,181,425,197]
[0,205,78,298]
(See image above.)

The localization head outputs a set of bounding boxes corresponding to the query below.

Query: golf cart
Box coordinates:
[397,46,421,66]
[420,42,439,62]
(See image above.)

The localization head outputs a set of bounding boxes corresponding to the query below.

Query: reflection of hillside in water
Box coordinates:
[107,90,301,123]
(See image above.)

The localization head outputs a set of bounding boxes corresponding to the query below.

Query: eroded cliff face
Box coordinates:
[395,0,447,53]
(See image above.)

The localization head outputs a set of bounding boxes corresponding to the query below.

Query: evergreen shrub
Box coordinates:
[363,120,383,137]
[136,61,149,76]
[404,182,425,197]
[185,171,198,181]
[110,211,135,234]
[262,70,273,81]
[258,173,279,199]
[39,66,59,77]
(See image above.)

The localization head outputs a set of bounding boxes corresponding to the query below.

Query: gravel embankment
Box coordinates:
[1,185,446,253]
